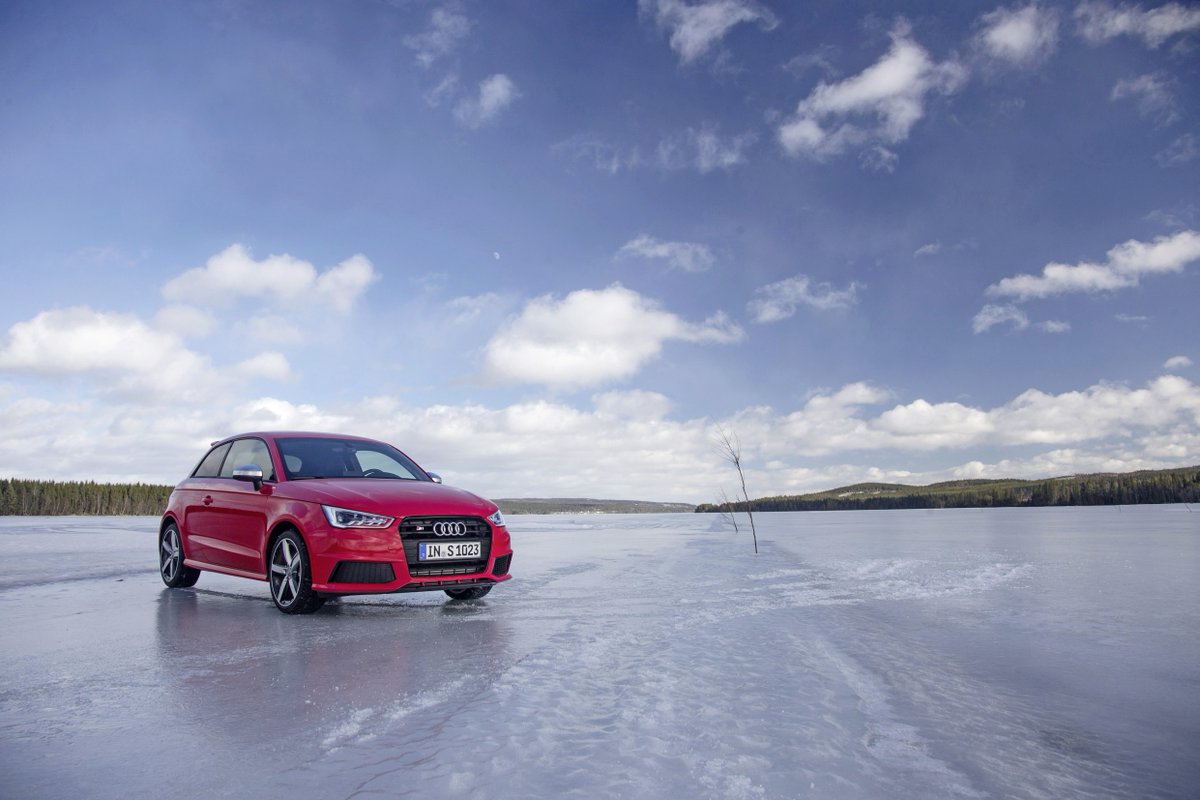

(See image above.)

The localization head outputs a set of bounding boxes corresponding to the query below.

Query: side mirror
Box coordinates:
[427,472,443,484]
[232,465,264,491]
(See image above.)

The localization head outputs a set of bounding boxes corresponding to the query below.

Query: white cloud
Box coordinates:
[1038,319,1072,333]
[553,135,643,174]
[483,284,743,389]
[234,352,294,381]
[161,244,378,313]
[986,230,1200,300]
[616,234,716,272]
[447,292,502,323]
[975,4,1061,68]
[231,313,305,345]
[972,303,1030,333]
[749,275,860,322]
[657,126,756,172]
[740,374,1200,460]
[404,8,471,67]
[0,307,289,400]
[778,21,968,162]
[1156,133,1199,167]
[913,241,943,258]
[3,372,1198,501]
[454,74,519,129]
[1111,73,1179,126]
[1075,1,1200,48]
[1164,355,1193,370]
[640,0,778,65]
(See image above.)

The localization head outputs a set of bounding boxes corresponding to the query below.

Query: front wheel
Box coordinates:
[445,586,492,601]
[269,531,325,614]
[160,523,200,588]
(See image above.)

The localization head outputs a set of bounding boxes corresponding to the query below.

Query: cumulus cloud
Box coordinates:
[986,230,1200,300]
[454,74,520,128]
[778,21,968,162]
[1111,73,1180,126]
[404,7,471,67]
[1164,355,1193,370]
[616,235,716,272]
[749,275,860,322]
[483,284,743,389]
[162,245,378,313]
[1075,1,1200,48]
[640,0,778,64]
[0,307,290,399]
[738,374,1200,460]
[3,370,1199,500]
[975,4,1061,68]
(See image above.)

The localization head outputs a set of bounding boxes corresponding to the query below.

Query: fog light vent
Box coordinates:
[329,561,396,584]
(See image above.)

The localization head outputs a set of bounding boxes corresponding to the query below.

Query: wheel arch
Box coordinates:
[264,519,304,575]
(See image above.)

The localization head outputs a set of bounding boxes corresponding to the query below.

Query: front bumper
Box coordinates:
[305,515,513,595]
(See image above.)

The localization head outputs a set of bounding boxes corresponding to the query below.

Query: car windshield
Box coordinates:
[275,437,429,481]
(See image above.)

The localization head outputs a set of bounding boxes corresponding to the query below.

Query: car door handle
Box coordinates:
[203,496,214,506]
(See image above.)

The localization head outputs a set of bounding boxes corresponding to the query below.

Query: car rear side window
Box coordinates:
[192,443,232,478]
[219,438,276,481]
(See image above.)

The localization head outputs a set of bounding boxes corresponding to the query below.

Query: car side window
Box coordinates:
[219,438,276,482]
[192,443,232,478]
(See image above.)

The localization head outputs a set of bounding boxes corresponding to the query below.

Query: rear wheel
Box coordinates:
[269,530,325,614]
[160,522,200,588]
[444,586,492,601]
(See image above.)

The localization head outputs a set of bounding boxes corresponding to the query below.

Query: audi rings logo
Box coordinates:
[432,521,468,536]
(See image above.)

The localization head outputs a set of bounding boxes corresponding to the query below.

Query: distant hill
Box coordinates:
[494,498,695,515]
[697,466,1200,513]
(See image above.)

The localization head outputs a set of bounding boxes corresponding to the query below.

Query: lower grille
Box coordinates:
[329,561,396,584]
[493,554,512,576]
[399,516,492,576]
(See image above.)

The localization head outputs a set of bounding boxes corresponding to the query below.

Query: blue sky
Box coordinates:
[1,0,1198,502]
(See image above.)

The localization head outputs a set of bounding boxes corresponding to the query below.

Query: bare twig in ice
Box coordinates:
[716,426,758,554]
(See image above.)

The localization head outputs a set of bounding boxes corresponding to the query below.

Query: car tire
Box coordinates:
[269,530,326,614]
[444,586,492,601]
[160,522,201,588]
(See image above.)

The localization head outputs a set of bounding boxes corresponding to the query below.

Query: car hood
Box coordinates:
[275,479,497,518]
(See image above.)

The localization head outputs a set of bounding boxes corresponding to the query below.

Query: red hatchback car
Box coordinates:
[158,432,512,613]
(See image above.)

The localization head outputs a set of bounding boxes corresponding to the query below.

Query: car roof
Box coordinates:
[209,431,382,447]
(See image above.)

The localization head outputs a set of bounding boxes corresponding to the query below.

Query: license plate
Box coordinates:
[419,541,482,561]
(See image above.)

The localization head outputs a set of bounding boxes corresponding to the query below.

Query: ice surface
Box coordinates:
[1,506,1197,799]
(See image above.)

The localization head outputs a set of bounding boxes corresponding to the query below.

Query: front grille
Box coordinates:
[329,561,396,584]
[399,516,492,577]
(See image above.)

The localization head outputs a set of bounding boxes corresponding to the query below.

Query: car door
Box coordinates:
[179,442,232,566]
[203,437,276,575]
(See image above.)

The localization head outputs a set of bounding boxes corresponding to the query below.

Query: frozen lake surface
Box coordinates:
[1,506,1197,799]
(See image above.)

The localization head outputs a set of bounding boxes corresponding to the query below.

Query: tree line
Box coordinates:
[0,479,173,516]
[697,466,1200,514]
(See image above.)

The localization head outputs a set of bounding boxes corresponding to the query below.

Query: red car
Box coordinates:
[158,431,512,613]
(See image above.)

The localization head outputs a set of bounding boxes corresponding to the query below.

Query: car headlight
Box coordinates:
[322,505,395,529]
[487,509,506,528]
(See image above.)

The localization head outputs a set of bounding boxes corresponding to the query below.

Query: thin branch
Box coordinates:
[716,425,758,554]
